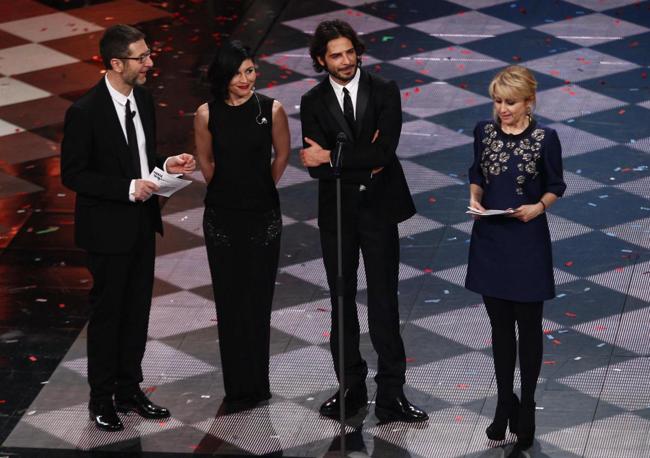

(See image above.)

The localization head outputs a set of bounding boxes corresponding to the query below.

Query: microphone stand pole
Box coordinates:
[333,135,346,457]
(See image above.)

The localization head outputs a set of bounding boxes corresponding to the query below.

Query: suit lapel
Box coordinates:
[98,79,134,176]
[355,69,369,139]
[321,79,354,142]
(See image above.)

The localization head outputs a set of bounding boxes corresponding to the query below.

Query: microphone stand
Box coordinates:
[332,132,346,457]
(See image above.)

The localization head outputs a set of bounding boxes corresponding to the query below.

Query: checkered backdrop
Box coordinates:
[2,0,650,456]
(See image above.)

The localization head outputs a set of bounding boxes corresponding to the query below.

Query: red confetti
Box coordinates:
[428,196,436,203]
[322,331,330,337]
[543,360,556,365]
[316,307,328,312]
[615,267,624,272]
[423,268,433,273]
[455,415,463,423]
[405,357,416,363]
[552,339,561,345]
[543,329,553,334]
[404,92,411,98]
[414,87,421,94]
[512,55,521,61]
[456,383,469,389]
[58,303,65,309]
[564,261,573,267]
[618,109,625,115]
[28,355,38,362]
[595,325,607,331]
[565,311,577,318]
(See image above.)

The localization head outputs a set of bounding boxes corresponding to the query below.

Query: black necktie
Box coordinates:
[125,99,141,178]
[343,87,355,134]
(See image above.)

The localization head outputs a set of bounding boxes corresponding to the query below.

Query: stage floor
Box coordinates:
[1,0,649,456]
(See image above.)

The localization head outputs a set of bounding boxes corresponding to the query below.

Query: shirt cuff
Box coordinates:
[129,179,136,202]
[163,157,172,173]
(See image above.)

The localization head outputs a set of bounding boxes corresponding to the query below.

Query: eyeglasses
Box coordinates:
[116,50,152,64]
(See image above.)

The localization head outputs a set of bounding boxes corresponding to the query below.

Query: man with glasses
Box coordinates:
[61,24,195,431]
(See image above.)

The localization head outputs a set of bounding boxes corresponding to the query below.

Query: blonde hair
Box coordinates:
[488,66,537,121]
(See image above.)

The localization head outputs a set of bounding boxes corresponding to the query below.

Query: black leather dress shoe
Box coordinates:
[115,391,170,419]
[319,386,368,419]
[89,401,124,431]
[375,394,429,423]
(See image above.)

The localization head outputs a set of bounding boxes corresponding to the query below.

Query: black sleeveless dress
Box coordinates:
[202,93,281,409]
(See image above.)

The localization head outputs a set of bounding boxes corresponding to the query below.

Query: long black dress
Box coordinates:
[465,120,566,302]
[202,93,281,409]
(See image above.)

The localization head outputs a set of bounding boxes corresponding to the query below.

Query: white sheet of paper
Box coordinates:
[147,167,192,197]
[466,206,514,216]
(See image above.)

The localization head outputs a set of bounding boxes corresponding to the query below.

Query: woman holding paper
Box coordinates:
[194,40,290,413]
[465,66,566,451]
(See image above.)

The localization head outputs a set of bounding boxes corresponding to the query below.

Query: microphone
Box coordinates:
[332,132,346,177]
[253,90,268,125]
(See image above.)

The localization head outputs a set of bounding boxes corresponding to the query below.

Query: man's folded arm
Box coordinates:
[339,80,402,169]
[300,96,371,183]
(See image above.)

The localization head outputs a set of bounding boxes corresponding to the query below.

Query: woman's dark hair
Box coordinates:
[309,20,366,73]
[99,24,145,69]
[207,40,255,101]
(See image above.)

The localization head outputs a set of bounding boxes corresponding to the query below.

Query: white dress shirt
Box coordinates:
[329,67,361,119]
[105,75,150,201]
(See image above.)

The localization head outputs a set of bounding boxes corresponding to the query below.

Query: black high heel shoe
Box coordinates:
[486,393,519,441]
[516,402,536,449]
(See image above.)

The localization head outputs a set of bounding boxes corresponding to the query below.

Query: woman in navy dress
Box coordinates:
[465,66,566,451]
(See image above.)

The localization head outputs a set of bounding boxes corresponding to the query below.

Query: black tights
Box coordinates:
[484,296,543,406]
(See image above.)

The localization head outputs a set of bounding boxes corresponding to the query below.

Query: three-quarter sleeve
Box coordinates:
[542,128,567,197]
[468,122,484,187]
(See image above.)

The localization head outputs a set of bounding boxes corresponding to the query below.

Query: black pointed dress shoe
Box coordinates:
[375,394,429,423]
[115,390,171,419]
[89,401,124,431]
[319,386,368,419]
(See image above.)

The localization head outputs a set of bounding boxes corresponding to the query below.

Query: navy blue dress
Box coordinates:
[465,120,566,302]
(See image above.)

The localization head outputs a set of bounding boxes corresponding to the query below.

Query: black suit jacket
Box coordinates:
[300,69,415,230]
[61,79,163,254]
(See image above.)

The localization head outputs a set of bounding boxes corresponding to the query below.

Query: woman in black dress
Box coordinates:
[465,66,566,450]
[194,41,290,413]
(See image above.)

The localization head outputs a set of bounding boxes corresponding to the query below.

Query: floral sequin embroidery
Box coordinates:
[480,123,545,194]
